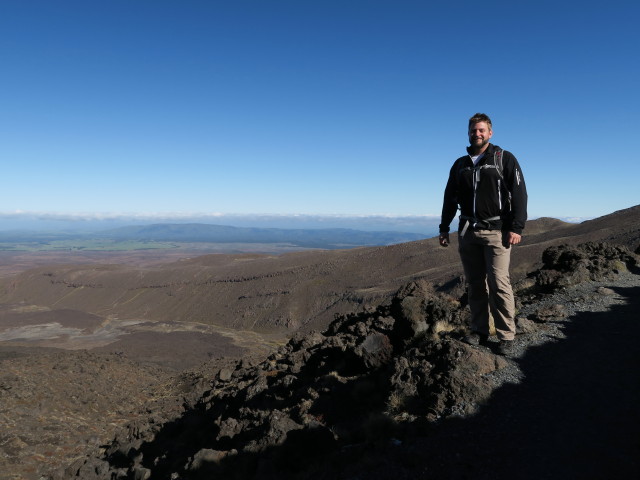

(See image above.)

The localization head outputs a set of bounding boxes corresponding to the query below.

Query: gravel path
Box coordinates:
[398,270,640,479]
[486,270,639,381]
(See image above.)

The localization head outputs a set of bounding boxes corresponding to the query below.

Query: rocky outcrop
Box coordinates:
[60,242,639,480]
[530,242,637,292]
[64,279,507,479]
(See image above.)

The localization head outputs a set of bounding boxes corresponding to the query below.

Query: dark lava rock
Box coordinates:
[531,242,638,293]
[64,281,497,480]
[515,316,539,334]
[530,304,569,322]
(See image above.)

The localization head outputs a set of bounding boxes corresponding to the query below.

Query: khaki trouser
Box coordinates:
[458,229,516,341]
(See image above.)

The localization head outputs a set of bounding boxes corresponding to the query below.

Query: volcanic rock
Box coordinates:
[64,279,499,479]
[532,242,637,292]
[33,240,640,479]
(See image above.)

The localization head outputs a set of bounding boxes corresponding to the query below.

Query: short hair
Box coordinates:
[468,113,492,131]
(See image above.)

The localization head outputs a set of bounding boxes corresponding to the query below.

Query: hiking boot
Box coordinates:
[497,340,515,356]
[463,332,489,346]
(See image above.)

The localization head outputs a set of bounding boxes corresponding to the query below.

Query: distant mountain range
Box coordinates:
[0,212,444,234]
[99,223,426,247]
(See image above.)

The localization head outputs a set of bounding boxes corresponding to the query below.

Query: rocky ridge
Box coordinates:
[60,242,640,480]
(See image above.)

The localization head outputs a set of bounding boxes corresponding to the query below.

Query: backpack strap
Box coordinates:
[459,148,504,180]
[493,148,504,179]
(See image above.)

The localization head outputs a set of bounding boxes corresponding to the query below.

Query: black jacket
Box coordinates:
[439,143,528,235]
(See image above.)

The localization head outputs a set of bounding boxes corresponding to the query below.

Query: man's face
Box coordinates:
[468,121,493,149]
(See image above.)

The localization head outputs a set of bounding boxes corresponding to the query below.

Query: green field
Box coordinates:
[0,239,179,252]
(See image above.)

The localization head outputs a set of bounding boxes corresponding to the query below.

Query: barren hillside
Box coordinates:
[59,241,640,480]
[0,207,637,348]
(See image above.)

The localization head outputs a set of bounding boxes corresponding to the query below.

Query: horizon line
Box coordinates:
[0,211,592,227]
[0,211,443,220]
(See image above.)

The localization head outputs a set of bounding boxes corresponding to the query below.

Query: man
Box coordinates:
[439,113,528,355]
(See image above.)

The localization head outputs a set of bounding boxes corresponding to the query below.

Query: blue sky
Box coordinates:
[1,0,638,228]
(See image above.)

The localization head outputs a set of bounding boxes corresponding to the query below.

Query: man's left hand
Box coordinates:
[507,232,522,245]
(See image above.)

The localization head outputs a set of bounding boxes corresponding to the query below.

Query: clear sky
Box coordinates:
[1,0,638,224]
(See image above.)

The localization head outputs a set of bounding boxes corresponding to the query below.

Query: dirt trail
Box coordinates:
[371,278,640,479]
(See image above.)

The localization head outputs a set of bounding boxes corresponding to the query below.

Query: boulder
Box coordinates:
[532,242,638,293]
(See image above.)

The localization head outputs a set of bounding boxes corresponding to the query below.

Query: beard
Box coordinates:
[469,136,489,149]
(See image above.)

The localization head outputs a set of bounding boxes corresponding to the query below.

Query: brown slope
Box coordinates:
[0,241,453,335]
[63,244,640,480]
[0,206,638,342]
[520,216,572,235]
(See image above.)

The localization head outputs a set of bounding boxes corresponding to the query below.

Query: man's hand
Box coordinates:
[507,232,522,245]
[439,233,450,247]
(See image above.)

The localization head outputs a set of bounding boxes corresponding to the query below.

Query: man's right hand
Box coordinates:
[439,233,449,247]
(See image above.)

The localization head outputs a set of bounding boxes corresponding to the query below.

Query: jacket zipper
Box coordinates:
[471,158,478,224]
